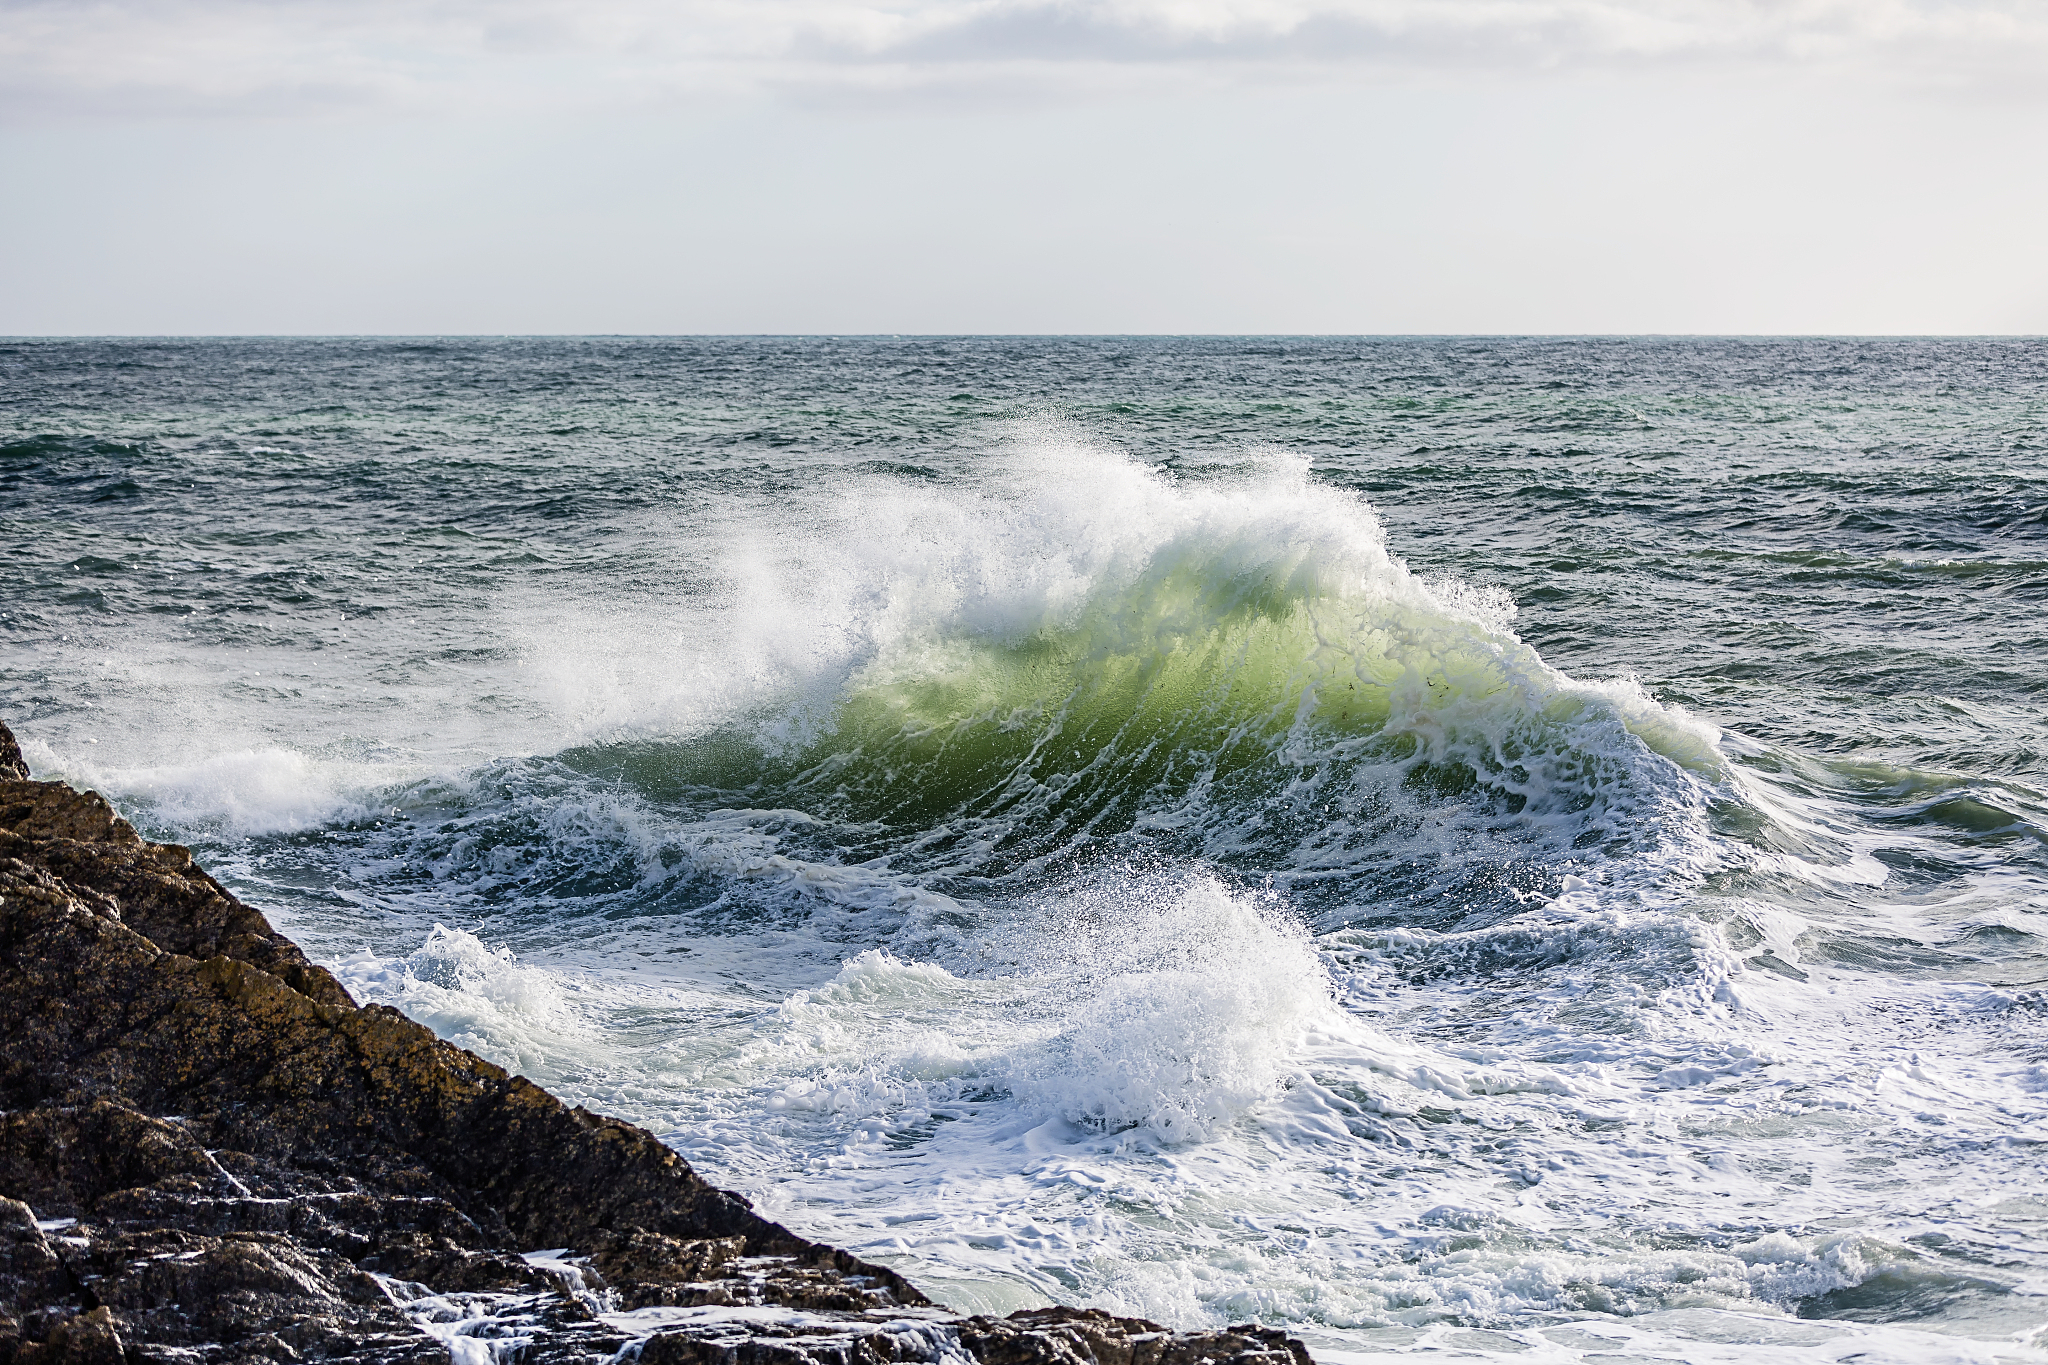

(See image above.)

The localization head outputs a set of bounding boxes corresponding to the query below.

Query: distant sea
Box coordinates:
[4,337,2045,1362]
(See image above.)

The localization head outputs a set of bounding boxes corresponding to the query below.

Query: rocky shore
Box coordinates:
[0,719,1311,1365]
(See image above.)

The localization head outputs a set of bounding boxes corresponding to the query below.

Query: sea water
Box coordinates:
[3,336,2045,1363]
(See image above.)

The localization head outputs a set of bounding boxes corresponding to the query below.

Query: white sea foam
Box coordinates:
[58,746,376,835]
[994,877,1333,1140]
[335,926,609,1079]
[739,873,1335,1143]
[324,833,2048,1359]
[34,419,2048,1364]
[485,427,1725,804]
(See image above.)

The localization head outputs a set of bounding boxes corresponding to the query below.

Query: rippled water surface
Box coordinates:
[3,337,2045,1363]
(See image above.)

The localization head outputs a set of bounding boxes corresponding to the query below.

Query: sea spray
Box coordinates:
[11,337,2048,1364]
[756,873,1334,1144]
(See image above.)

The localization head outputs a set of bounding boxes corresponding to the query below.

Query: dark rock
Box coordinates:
[36,1306,124,1365]
[0,718,1313,1365]
[0,777,354,1009]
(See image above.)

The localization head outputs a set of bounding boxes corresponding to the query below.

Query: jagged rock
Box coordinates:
[34,1306,125,1365]
[0,779,350,1009]
[0,718,1312,1365]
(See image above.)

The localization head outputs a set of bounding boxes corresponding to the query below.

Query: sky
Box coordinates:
[2,0,2045,334]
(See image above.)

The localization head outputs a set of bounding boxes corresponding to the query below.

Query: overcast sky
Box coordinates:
[3,0,2045,334]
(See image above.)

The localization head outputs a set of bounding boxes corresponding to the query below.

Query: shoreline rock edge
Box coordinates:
[0,718,1313,1365]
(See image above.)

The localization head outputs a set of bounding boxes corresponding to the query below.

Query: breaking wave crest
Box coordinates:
[572,432,1723,915]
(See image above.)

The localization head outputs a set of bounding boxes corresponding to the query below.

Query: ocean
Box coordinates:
[3,335,2044,1363]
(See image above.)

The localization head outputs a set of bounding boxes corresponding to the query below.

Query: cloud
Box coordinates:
[2,0,2044,120]
[825,0,2042,69]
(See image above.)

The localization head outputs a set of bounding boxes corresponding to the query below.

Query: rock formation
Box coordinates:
[0,719,1311,1365]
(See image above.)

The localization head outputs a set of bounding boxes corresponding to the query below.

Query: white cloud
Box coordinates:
[3,0,2045,119]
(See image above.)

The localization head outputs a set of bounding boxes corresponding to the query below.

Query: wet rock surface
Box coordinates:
[0,719,1312,1365]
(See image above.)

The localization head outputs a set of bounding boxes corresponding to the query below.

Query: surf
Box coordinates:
[532,428,1729,934]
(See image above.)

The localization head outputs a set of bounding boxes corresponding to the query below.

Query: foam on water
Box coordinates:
[465,432,1735,955]
[11,346,2048,1365]
[749,873,1334,1143]
[114,434,2048,1356]
[316,864,2048,1358]
[335,926,610,1079]
[60,747,378,835]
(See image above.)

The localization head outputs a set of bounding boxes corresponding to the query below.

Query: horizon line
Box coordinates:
[5,332,2045,342]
